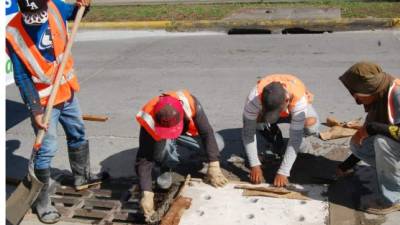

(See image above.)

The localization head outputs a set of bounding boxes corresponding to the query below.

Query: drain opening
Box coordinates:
[282,27,331,34]
[228,28,272,35]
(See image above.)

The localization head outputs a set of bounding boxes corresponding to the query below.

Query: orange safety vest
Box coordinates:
[257,74,313,118]
[388,79,400,124]
[136,90,199,141]
[6,0,79,106]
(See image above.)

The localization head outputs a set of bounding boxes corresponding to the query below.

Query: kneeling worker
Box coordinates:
[337,62,400,215]
[242,74,319,187]
[135,90,228,221]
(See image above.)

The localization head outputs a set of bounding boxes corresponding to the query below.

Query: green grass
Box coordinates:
[84,1,400,22]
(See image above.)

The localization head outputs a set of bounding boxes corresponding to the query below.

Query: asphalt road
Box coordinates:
[6,29,400,224]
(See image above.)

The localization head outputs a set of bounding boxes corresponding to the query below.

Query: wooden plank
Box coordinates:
[234,184,292,194]
[243,189,310,200]
[82,114,109,122]
[161,196,192,225]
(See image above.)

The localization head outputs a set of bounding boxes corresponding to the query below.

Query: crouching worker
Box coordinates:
[337,62,400,215]
[135,90,228,221]
[242,74,320,187]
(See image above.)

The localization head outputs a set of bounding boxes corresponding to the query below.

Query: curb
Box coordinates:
[75,18,400,31]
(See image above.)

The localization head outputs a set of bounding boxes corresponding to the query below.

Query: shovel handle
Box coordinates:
[34,6,86,151]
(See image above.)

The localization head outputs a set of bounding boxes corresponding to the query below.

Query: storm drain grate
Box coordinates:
[36,178,179,225]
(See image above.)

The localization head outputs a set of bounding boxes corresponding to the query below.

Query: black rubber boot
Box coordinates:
[68,141,103,190]
[34,168,61,224]
[261,123,285,158]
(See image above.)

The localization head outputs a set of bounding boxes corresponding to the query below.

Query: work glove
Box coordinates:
[366,122,400,142]
[206,161,228,188]
[140,191,155,222]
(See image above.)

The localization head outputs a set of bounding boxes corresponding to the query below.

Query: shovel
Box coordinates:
[6,6,86,225]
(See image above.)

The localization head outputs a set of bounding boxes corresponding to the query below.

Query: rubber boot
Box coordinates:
[68,141,103,190]
[34,168,61,224]
[156,169,173,190]
[261,123,285,158]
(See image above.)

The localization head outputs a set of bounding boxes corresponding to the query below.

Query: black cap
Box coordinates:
[261,82,287,124]
[18,0,47,15]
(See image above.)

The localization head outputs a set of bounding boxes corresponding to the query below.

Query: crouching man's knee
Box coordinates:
[373,135,399,156]
[215,133,225,152]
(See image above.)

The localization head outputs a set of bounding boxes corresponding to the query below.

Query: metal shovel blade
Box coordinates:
[6,167,43,225]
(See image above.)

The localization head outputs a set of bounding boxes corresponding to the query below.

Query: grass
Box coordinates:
[84,1,400,22]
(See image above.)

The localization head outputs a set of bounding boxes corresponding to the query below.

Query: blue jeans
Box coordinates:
[34,94,86,169]
[153,133,224,169]
[351,135,400,204]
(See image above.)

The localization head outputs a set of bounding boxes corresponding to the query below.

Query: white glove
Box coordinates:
[206,161,228,187]
[140,191,155,222]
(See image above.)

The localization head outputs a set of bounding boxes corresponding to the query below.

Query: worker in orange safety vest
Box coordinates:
[6,0,101,223]
[242,74,320,187]
[135,90,228,222]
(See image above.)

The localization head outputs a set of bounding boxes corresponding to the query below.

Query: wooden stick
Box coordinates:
[33,6,86,150]
[234,184,291,194]
[82,114,109,122]
[243,190,310,200]
[176,174,191,197]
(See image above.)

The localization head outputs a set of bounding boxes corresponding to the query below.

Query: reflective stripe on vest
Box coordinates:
[176,90,193,118]
[137,110,155,130]
[6,26,52,84]
[388,79,400,124]
[38,70,75,98]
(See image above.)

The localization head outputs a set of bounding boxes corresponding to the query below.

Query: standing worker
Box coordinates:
[6,0,96,223]
[135,90,228,221]
[336,62,400,215]
[242,74,319,187]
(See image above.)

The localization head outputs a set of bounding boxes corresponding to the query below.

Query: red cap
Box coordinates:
[154,96,184,139]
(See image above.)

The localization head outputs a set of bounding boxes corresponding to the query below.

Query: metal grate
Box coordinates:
[41,178,178,225]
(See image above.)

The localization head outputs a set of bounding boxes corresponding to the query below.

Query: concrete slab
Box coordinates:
[180,182,329,225]
[224,8,341,21]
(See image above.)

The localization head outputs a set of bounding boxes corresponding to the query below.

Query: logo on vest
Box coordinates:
[25,0,39,10]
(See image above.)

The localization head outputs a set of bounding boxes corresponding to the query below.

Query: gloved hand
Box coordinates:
[140,191,155,222]
[366,122,400,141]
[206,161,228,188]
